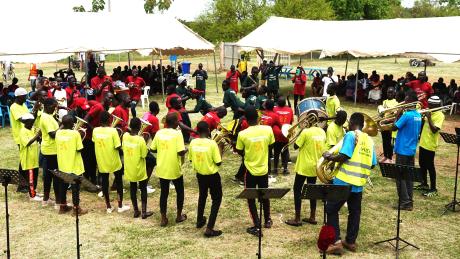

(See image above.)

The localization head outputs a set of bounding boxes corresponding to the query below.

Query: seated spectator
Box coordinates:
[447,79,457,104]
[433,77,448,103]
[368,86,382,104]
[7,77,19,93]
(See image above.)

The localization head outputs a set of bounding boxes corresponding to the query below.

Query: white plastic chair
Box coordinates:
[141,86,150,109]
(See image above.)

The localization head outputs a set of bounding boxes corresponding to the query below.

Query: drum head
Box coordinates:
[297,98,326,117]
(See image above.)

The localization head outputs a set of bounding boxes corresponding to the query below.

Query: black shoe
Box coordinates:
[16,187,28,193]
[204,229,222,238]
[282,169,289,175]
[196,216,207,228]
[246,226,262,237]
[142,211,153,219]
[264,219,273,228]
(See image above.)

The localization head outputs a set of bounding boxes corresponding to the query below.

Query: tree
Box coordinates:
[327,0,401,20]
[272,0,335,20]
[72,0,173,13]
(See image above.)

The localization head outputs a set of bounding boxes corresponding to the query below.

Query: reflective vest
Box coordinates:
[336,131,374,187]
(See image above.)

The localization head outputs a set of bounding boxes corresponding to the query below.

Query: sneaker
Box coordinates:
[30,196,43,202]
[117,205,130,213]
[246,226,262,237]
[36,193,44,197]
[146,186,156,194]
[98,191,104,198]
[264,219,273,229]
[423,190,438,197]
[106,208,114,214]
[169,183,175,190]
[42,199,55,207]
[268,175,277,184]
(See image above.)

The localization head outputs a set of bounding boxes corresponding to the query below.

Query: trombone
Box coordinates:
[374,101,420,131]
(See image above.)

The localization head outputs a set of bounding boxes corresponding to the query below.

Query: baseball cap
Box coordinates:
[74,97,90,110]
[177,76,187,85]
[428,96,441,104]
[14,87,28,97]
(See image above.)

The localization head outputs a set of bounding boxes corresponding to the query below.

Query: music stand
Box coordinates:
[237,188,290,259]
[440,130,460,215]
[0,169,26,259]
[301,184,351,259]
[375,163,422,257]
[51,170,100,259]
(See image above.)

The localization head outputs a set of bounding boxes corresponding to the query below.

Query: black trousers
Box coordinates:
[130,179,148,211]
[234,159,245,181]
[159,176,185,214]
[43,154,60,203]
[293,174,317,215]
[60,182,80,206]
[244,171,270,227]
[419,147,437,190]
[294,94,304,115]
[100,171,124,207]
[20,168,38,197]
[326,191,363,244]
[181,112,192,143]
[395,154,415,207]
[196,173,223,229]
[273,141,289,171]
[17,145,28,191]
[82,139,97,185]
[381,130,393,159]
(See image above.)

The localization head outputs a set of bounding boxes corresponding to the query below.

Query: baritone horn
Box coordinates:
[139,119,152,139]
[111,114,124,136]
[316,139,343,184]
[74,116,88,139]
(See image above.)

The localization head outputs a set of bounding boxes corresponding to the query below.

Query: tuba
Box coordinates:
[74,116,88,139]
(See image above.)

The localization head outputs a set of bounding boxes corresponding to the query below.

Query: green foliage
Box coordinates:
[92,0,105,12]
[144,0,174,13]
[72,5,86,12]
[327,0,400,20]
[272,0,336,20]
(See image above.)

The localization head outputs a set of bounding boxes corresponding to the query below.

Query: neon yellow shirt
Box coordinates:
[10,103,29,145]
[326,121,345,147]
[188,138,221,175]
[295,127,327,177]
[150,128,185,180]
[56,129,84,175]
[419,111,445,152]
[39,113,59,155]
[92,127,122,173]
[19,127,39,170]
[326,95,340,121]
[236,125,275,176]
[122,133,148,182]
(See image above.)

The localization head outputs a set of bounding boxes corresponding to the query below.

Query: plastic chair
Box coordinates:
[141,86,150,109]
[0,104,10,128]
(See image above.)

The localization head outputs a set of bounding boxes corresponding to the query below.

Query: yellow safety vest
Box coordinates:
[336,131,374,187]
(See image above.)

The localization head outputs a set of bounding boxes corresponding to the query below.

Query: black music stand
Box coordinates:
[301,184,351,259]
[0,169,26,259]
[375,163,421,258]
[237,188,290,259]
[440,130,460,215]
[51,170,99,259]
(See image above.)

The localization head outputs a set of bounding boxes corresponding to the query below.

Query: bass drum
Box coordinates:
[297,98,328,129]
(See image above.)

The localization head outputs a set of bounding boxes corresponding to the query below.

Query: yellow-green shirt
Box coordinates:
[122,133,148,182]
[10,103,29,145]
[19,127,39,170]
[56,129,84,175]
[383,99,399,138]
[295,127,327,177]
[236,125,275,176]
[326,121,345,147]
[39,113,59,155]
[92,127,122,173]
[188,138,221,175]
[326,95,340,121]
[150,128,185,180]
[419,111,445,152]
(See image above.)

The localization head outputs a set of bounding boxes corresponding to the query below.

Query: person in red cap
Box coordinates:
[125,68,145,118]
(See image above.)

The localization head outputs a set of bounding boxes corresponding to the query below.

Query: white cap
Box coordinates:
[428,95,441,104]
[177,76,187,85]
[14,87,27,97]
[21,113,34,120]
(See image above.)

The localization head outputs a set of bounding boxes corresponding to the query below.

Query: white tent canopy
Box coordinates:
[236,16,460,63]
[0,11,214,63]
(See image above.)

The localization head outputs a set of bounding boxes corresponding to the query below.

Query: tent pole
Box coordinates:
[213,50,219,93]
[354,58,360,104]
[151,53,154,66]
[231,44,235,66]
[160,50,165,101]
[128,52,131,68]
[118,53,120,65]
[424,59,427,73]
[344,54,349,76]
[300,56,302,66]
[68,56,71,70]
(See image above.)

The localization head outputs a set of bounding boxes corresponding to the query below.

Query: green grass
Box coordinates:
[0,58,459,258]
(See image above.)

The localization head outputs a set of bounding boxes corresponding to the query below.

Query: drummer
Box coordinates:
[325,84,341,125]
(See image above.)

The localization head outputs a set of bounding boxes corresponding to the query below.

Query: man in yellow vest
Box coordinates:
[322,113,377,255]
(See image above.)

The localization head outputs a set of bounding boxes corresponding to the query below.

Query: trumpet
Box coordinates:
[74,116,88,139]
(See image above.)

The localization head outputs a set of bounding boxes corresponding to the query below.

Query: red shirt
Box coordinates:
[83,101,105,139]
[112,105,129,132]
[165,93,181,109]
[91,76,113,102]
[142,112,160,137]
[125,76,145,102]
[292,74,307,96]
[406,79,434,108]
[261,110,284,142]
[226,70,240,94]
[191,111,220,138]
[273,106,294,125]
[66,87,81,109]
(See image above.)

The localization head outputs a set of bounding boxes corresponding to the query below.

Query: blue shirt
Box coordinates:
[394,110,422,156]
[333,131,377,193]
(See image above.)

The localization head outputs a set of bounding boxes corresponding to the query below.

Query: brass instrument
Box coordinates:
[280,113,325,153]
[419,105,453,116]
[139,118,152,138]
[213,123,234,155]
[111,114,124,136]
[74,116,88,139]
[374,101,421,131]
